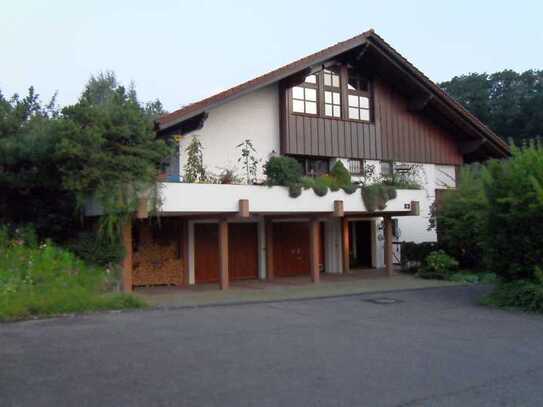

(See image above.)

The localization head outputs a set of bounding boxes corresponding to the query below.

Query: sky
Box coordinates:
[1,0,542,112]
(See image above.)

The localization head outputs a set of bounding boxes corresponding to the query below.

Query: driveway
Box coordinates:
[2,286,543,407]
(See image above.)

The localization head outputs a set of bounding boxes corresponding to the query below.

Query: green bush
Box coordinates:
[312,177,329,197]
[67,231,125,266]
[482,280,543,313]
[483,147,543,281]
[361,184,397,212]
[434,166,486,268]
[264,156,303,186]
[401,241,440,273]
[342,184,358,194]
[0,227,145,321]
[417,250,459,279]
[288,183,302,198]
[330,161,351,186]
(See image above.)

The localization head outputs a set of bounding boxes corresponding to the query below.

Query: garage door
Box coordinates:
[194,222,259,284]
[273,222,310,277]
[229,223,258,280]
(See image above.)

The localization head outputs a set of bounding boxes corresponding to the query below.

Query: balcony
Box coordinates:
[158,182,423,216]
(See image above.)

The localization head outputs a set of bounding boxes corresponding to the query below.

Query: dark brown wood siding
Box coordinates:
[282,77,463,165]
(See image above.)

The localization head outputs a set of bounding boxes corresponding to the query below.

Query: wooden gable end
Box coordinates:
[281,75,463,165]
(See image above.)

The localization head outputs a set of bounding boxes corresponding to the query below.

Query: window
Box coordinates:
[348,159,364,175]
[323,69,341,118]
[296,157,329,176]
[347,69,371,121]
[380,161,393,177]
[292,74,318,115]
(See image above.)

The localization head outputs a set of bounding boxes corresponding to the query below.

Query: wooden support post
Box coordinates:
[121,220,133,292]
[218,219,229,290]
[341,217,350,274]
[333,200,344,217]
[309,218,320,283]
[383,216,394,276]
[266,219,274,280]
[182,220,190,286]
[238,199,250,218]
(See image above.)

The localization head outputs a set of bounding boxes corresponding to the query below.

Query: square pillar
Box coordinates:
[121,220,133,293]
[309,218,320,283]
[341,217,350,274]
[383,216,394,276]
[265,219,274,281]
[218,219,229,289]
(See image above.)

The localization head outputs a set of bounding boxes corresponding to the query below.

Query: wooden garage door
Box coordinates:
[195,222,259,284]
[194,223,220,283]
[229,223,258,280]
[273,222,310,277]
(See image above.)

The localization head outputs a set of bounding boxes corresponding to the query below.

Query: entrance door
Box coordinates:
[273,222,310,277]
[229,223,258,280]
[194,223,220,283]
[351,221,372,268]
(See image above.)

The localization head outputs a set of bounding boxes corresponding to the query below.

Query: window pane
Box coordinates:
[332,92,340,105]
[381,161,393,176]
[360,108,370,121]
[348,95,359,107]
[333,105,341,117]
[305,88,317,101]
[348,83,356,91]
[325,104,333,116]
[332,75,340,88]
[293,99,305,113]
[305,75,317,84]
[324,91,332,104]
[292,86,304,100]
[324,73,331,87]
[348,107,359,120]
[305,101,317,114]
[359,96,369,109]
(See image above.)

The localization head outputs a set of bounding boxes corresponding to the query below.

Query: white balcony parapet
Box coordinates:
[157,182,424,215]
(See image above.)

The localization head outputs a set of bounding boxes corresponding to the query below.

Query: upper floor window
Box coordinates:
[323,69,341,118]
[348,159,364,175]
[347,70,371,121]
[292,74,318,115]
[296,156,329,176]
[380,161,393,177]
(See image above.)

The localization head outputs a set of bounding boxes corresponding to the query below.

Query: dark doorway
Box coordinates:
[350,221,372,268]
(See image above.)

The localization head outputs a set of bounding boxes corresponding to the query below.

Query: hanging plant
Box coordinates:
[288,183,302,198]
[361,184,397,212]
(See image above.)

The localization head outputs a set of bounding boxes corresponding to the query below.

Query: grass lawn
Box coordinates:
[0,233,146,321]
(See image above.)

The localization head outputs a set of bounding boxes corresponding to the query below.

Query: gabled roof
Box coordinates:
[158,30,509,158]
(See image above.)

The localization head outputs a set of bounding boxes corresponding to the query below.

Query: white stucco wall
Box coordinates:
[177,85,280,182]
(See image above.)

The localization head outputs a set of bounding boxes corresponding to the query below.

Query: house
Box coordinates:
[113,30,509,292]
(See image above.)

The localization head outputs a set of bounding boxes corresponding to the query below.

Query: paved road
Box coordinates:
[2,286,543,407]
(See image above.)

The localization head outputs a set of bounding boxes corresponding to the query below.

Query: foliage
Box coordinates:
[264,156,303,186]
[483,146,543,281]
[431,166,487,268]
[217,168,241,185]
[440,69,543,144]
[342,184,358,194]
[57,72,172,242]
[183,136,207,183]
[67,231,125,266]
[236,139,260,184]
[0,226,145,321]
[360,184,397,212]
[417,250,459,279]
[0,73,172,245]
[482,279,543,313]
[312,177,329,197]
[401,241,440,273]
[449,272,497,284]
[288,183,302,198]
[329,160,351,186]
